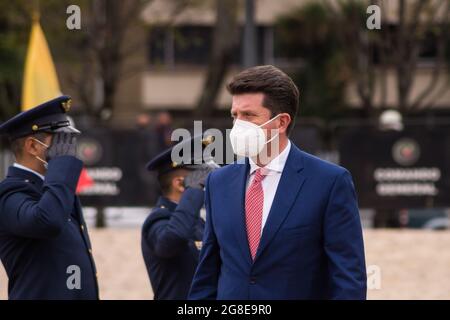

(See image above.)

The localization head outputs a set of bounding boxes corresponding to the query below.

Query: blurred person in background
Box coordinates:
[155,111,174,151]
[136,112,160,196]
[136,112,157,163]
[141,135,218,300]
[136,112,153,130]
[0,96,99,300]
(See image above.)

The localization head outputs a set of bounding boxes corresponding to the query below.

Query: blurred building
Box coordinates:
[74,0,450,126]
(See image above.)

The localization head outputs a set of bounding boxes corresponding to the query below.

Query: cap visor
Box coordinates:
[54,125,81,134]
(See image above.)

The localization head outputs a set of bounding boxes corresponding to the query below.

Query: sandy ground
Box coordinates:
[1,229,450,300]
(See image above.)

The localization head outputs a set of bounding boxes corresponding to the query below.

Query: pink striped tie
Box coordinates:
[245,168,266,261]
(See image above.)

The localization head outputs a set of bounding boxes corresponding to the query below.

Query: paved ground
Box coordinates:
[1,229,450,300]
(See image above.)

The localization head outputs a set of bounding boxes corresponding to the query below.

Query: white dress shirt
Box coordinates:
[13,163,45,181]
[246,140,291,232]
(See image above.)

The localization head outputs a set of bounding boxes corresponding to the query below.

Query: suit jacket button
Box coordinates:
[250,277,256,284]
[81,225,85,231]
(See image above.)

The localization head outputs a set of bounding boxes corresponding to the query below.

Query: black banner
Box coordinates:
[76,128,160,207]
[339,126,450,209]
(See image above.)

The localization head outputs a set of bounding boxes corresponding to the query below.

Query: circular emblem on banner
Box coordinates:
[392,138,420,166]
[77,138,103,166]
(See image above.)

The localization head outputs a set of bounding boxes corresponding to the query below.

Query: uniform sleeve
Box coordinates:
[188,174,221,300]
[0,156,82,239]
[323,170,367,300]
[144,188,205,258]
[193,217,205,241]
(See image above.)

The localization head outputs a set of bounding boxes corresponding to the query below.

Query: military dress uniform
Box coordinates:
[0,96,99,300]
[141,137,211,300]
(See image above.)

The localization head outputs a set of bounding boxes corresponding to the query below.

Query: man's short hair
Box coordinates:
[226,65,300,135]
[9,132,48,159]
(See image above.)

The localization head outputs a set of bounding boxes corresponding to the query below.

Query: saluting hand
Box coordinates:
[184,164,216,190]
[47,132,78,160]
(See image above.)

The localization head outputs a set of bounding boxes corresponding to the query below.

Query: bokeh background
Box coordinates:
[1,0,450,299]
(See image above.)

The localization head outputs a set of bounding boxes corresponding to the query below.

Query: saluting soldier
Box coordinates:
[0,96,99,300]
[141,136,218,300]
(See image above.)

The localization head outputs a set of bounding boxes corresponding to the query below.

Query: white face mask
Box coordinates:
[229,114,281,157]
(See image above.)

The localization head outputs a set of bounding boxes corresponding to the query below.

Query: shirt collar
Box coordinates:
[248,140,291,176]
[13,163,45,181]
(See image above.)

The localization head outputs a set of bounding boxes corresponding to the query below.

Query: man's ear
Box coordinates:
[24,137,40,156]
[278,113,291,135]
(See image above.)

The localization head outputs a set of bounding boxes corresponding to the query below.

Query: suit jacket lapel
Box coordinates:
[254,145,306,261]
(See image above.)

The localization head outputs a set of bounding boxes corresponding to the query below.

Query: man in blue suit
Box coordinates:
[0,96,98,299]
[189,65,366,300]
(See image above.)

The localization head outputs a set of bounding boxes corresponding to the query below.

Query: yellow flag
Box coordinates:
[21,18,61,111]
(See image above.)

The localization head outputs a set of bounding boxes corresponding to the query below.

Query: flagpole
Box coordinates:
[32,0,40,21]
[22,0,61,111]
